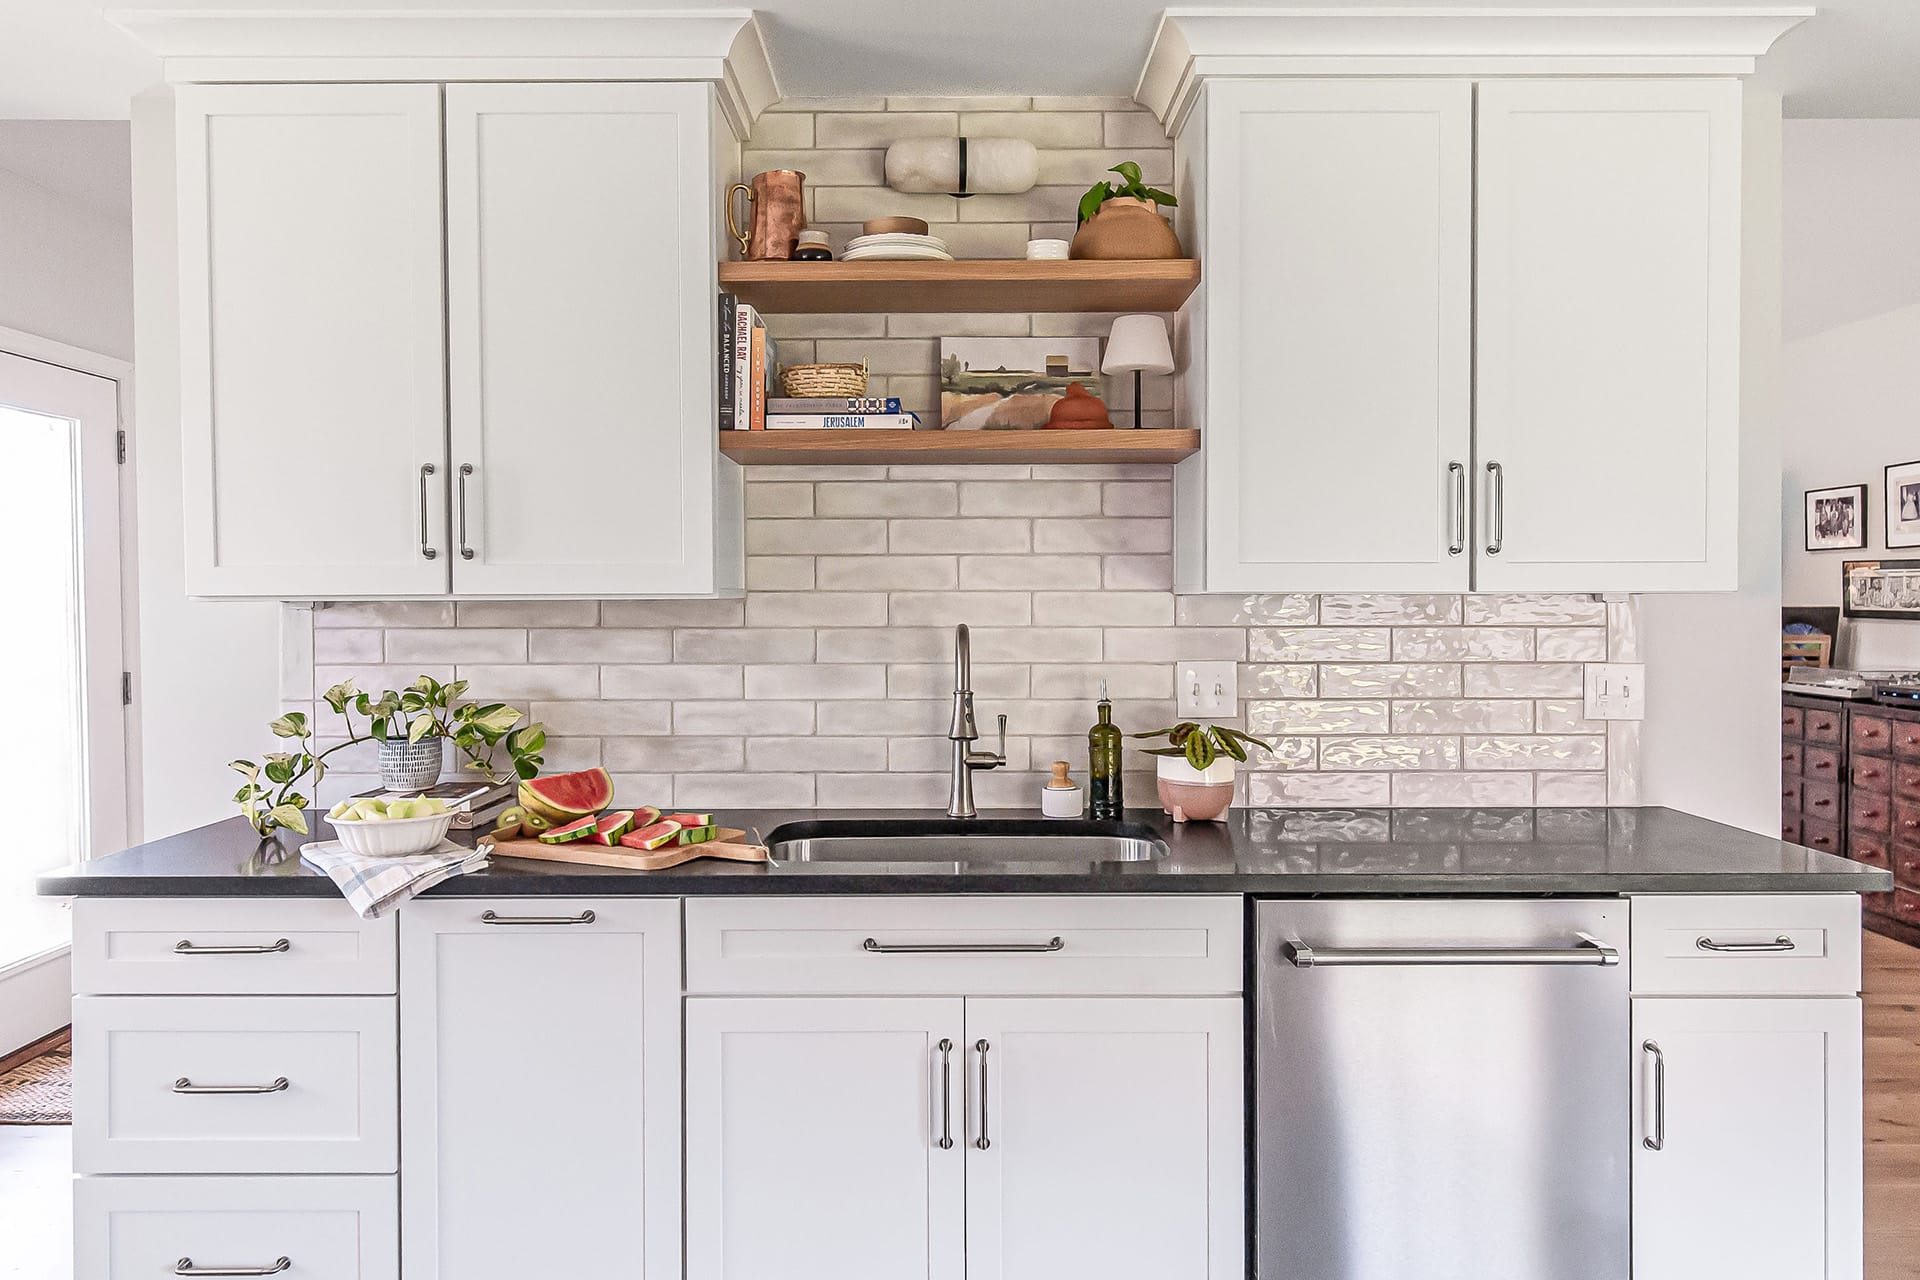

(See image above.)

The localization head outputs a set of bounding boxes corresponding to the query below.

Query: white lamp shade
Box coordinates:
[1101,314,1175,375]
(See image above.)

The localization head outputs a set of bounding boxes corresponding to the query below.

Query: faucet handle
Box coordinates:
[996,714,1008,762]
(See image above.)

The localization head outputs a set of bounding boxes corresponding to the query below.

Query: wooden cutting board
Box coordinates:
[481,828,768,872]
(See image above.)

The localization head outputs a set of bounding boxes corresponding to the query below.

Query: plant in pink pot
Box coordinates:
[1131,721,1272,823]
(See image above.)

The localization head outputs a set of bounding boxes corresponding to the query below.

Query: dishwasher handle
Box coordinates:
[1282,932,1619,968]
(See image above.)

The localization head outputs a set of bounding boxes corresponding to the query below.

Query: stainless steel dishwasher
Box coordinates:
[1255,899,1629,1280]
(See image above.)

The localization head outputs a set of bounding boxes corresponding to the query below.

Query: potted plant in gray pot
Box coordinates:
[362,676,533,790]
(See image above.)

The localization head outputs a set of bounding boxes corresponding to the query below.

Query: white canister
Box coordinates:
[1026,238,1070,260]
[1041,760,1085,818]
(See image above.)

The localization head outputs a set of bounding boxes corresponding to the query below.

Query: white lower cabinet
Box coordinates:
[399,898,682,1280]
[1631,996,1864,1280]
[75,1175,397,1280]
[684,993,1243,1280]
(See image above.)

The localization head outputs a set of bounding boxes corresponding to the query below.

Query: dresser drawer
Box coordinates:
[1802,817,1841,854]
[685,895,1243,995]
[73,899,396,995]
[1849,791,1891,835]
[1896,720,1920,761]
[1781,741,1803,774]
[1895,888,1920,927]
[1897,762,1920,803]
[1854,755,1893,791]
[1781,814,1802,843]
[1852,831,1892,874]
[76,1175,397,1280]
[1896,801,1920,844]
[1629,895,1861,995]
[1802,745,1843,781]
[1851,712,1894,756]
[1781,775,1802,812]
[1806,706,1845,745]
[1895,842,1920,889]
[73,995,397,1174]
[1782,704,1805,738]
[1802,778,1842,822]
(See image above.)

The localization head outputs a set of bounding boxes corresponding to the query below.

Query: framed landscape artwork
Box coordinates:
[1886,460,1920,549]
[939,337,1101,429]
[1805,483,1868,551]
[1843,559,1920,620]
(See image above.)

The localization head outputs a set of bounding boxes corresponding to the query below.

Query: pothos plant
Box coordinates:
[1131,721,1272,771]
[229,677,546,838]
[1077,160,1178,225]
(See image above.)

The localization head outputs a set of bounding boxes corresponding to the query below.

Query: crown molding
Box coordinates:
[107,9,780,137]
[1136,7,1815,129]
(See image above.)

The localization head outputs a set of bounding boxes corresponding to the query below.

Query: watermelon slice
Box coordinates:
[619,820,683,851]
[675,825,719,846]
[589,810,638,846]
[519,768,614,824]
[628,805,662,829]
[664,812,715,828]
[538,815,601,845]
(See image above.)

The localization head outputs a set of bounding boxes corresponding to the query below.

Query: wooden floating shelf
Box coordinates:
[719,428,1199,466]
[717,259,1201,314]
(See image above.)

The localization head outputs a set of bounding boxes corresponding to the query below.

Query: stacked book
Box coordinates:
[718,293,919,431]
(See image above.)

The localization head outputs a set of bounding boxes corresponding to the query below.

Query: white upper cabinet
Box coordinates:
[1196,80,1473,593]
[1475,79,1742,592]
[444,82,729,597]
[177,84,450,598]
[1179,75,1743,594]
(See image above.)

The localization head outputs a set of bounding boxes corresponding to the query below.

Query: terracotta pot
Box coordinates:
[1044,381,1113,429]
[1069,196,1183,261]
[727,170,808,261]
[1155,756,1234,823]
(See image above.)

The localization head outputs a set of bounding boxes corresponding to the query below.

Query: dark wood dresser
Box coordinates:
[1785,692,1920,943]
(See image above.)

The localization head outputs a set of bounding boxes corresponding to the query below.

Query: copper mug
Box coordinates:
[727,170,807,261]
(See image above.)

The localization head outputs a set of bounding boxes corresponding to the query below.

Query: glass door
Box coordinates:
[0,350,124,963]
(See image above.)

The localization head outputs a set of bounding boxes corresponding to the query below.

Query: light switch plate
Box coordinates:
[1176,661,1238,718]
[1583,663,1646,721]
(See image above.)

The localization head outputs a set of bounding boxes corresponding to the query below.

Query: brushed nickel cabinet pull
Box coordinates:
[1484,460,1505,556]
[174,939,289,956]
[172,1077,289,1095]
[863,936,1063,955]
[175,1257,291,1276]
[1642,1040,1666,1151]
[457,462,476,560]
[1446,461,1466,556]
[418,462,438,560]
[974,1039,992,1150]
[936,1038,954,1151]
[480,909,595,926]
[1696,935,1795,953]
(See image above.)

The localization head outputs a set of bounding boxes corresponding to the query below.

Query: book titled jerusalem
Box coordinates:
[767,397,902,414]
[764,413,923,430]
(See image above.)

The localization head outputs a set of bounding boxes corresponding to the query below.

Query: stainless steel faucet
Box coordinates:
[947,624,1007,818]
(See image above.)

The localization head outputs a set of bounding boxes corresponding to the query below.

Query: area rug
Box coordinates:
[0,1042,71,1125]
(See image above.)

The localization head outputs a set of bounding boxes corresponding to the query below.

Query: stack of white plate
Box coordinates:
[842,232,953,262]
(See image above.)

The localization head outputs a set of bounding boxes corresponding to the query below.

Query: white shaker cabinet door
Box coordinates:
[400,898,682,1280]
[445,81,732,597]
[1474,79,1742,592]
[685,997,967,1280]
[1197,79,1472,592]
[964,997,1244,1280]
[176,83,450,597]
[1632,996,1863,1280]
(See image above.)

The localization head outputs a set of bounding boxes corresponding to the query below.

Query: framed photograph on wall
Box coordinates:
[1885,460,1920,549]
[1804,483,1868,551]
[1842,559,1920,620]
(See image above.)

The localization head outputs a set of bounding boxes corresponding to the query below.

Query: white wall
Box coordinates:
[1638,92,1785,835]
[0,124,133,361]
[130,91,282,840]
[1780,119,1920,669]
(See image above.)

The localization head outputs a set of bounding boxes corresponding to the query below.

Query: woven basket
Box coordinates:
[779,361,868,398]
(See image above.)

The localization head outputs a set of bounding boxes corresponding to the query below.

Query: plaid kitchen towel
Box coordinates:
[300,840,490,919]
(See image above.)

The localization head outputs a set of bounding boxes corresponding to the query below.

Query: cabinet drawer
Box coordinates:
[1802,745,1842,781]
[1896,801,1920,844]
[1806,707,1844,745]
[1781,741,1803,774]
[685,896,1243,995]
[1801,817,1841,854]
[74,995,397,1174]
[76,1175,397,1280]
[1781,775,1802,813]
[1853,756,1892,791]
[1895,842,1920,889]
[73,899,396,995]
[1802,779,1841,822]
[1782,704,1804,738]
[1629,895,1860,995]
[1896,720,1920,761]
[1897,762,1920,802]
[1895,888,1920,927]
[1850,713,1893,755]
[1849,791,1891,835]
[1851,832,1891,874]
[1781,814,1802,843]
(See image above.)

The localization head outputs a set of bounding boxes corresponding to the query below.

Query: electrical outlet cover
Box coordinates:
[1176,661,1237,719]
[1583,663,1646,721]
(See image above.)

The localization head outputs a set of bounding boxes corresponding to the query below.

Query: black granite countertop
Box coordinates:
[36,806,1893,898]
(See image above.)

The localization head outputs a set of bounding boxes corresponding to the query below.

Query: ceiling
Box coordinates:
[2,0,1918,120]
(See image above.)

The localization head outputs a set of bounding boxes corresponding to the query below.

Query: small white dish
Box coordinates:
[325,811,457,857]
[842,245,954,261]
[845,232,950,251]
[1026,238,1070,260]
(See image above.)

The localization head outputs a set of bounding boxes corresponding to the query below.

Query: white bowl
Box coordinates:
[325,811,456,857]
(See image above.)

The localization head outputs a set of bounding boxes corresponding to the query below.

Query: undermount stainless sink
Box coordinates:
[763,819,1167,873]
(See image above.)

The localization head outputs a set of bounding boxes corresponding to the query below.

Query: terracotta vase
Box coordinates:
[1069,196,1183,260]
[727,169,808,261]
[1044,381,1113,429]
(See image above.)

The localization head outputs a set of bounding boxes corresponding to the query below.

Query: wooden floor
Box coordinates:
[1867,930,1920,1280]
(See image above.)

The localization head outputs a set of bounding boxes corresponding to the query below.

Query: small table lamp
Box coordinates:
[1101,315,1176,429]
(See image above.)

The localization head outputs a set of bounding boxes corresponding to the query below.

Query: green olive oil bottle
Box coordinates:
[1088,679,1125,820]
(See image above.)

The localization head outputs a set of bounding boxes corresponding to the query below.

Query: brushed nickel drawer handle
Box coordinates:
[936,1038,954,1151]
[457,462,476,560]
[1695,935,1795,953]
[1446,460,1466,556]
[1641,1040,1666,1152]
[1484,460,1505,556]
[175,1258,291,1277]
[418,462,438,560]
[863,936,1063,954]
[480,909,595,926]
[174,939,289,956]
[172,1077,289,1095]
[1283,934,1619,967]
[974,1038,992,1150]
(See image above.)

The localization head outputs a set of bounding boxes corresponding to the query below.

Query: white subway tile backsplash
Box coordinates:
[531,701,673,736]
[888,591,1031,627]
[961,481,1102,517]
[960,555,1102,591]
[1461,663,1586,698]
[1535,627,1609,661]
[601,599,746,627]
[746,518,888,556]
[1102,555,1174,590]
[529,629,672,664]
[816,555,959,591]
[1031,591,1174,626]
[1319,663,1460,698]
[675,700,815,736]
[1318,736,1462,772]
[1391,699,1533,735]
[675,628,814,663]
[1392,627,1534,662]
[600,664,743,700]
[1391,772,1535,807]
[1461,735,1606,771]
[603,736,745,773]
[1105,626,1244,662]
[313,628,382,664]
[746,556,816,590]
[814,626,951,663]
[444,664,594,701]
[887,662,1029,700]
[892,519,1032,554]
[1463,594,1607,625]
[744,663,889,700]
[746,592,889,627]
[745,482,815,518]
[1249,628,1389,662]
[387,628,525,664]
[1251,700,1390,735]
[1032,518,1171,554]
[316,601,453,628]
[748,736,888,772]
[456,600,598,627]
[1179,595,1318,626]
[959,111,1102,146]
[816,480,957,517]
[1320,594,1463,625]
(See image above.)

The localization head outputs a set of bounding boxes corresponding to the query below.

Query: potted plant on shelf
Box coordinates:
[229,677,545,838]
[1071,161,1182,260]
[1131,721,1271,823]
